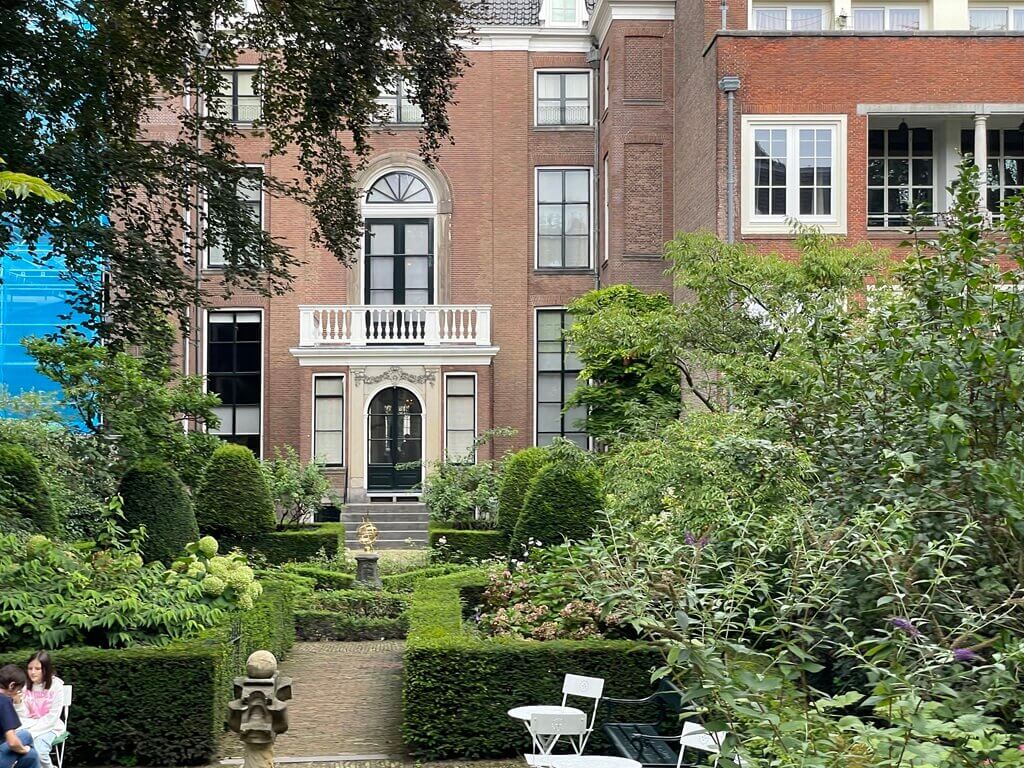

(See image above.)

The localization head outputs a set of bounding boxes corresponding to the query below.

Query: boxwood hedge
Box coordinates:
[295,611,408,640]
[403,570,662,759]
[281,561,356,589]
[223,522,344,564]
[0,578,299,766]
[429,528,506,563]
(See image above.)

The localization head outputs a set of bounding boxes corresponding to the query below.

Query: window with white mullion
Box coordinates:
[869,127,934,228]
[313,376,344,467]
[445,376,476,463]
[752,5,828,30]
[536,72,590,126]
[208,169,263,268]
[798,128,833,217]
[753,128,788,217]
[752,124,837,223]
[960,128,1024,216]
[851,6,922,30]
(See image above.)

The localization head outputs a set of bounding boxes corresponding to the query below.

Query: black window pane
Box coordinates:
[755,188,770,215]
[209,323,236,343]
[912,128,933,156]
[868,159,884,186]
[234,375,260,405]
[888,129,908,157]
[208,345,234,373]
[988,129,1000,156]
[912,188,933,210]
[888,188,909,213]
[771,189,786,215]
[235,344,261,373]
[799,188,812,215]
[888,159,909,186]
[1006,130,1024,155]
[236,322,260,342]
[868,188,884,214]
[207,313,262,457]
[771,159,787,186]
[868,129,885,157]
[209,376,235,402]
[912,159,933,186]
[961,129,974,156]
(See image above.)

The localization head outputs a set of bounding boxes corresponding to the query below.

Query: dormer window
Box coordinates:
[544,0,582,26]
[375,78,423,125]
[752,4,829,30]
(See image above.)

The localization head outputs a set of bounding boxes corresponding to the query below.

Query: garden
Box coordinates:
[406,168,1024,767]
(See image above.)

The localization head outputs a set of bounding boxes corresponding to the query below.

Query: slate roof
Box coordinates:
[469,0,595,26]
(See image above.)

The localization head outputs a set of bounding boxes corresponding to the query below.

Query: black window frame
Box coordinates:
[868,126,934,228]
[363,218,434,305]
[207,310,262,457]
[212,69,261,123]
[961,127,1024,216]
[207,166,264,268]
[376,78,423,125]
[535,309,587,448]
[536,168,592,270]
[535,71,591,127]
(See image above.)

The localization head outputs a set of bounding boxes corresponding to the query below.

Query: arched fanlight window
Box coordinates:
[366,171,433,204]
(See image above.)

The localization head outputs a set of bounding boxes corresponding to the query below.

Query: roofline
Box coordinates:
[588,0,676,46]
[703,28,1024,57]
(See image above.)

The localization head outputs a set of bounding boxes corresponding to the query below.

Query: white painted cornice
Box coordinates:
[290,346,501,367]
[588,0,676,45]
[464,25,593,52]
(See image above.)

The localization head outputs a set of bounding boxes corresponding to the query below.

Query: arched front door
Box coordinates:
[367,387,423,492]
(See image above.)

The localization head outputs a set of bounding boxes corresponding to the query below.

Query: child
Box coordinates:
[15,653,64,768]
[0,665,38,768]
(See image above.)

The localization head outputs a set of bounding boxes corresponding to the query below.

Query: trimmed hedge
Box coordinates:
[119,458,199,564]
[311,589,408,617]
[223,522,344,564]
[296,612,407,640]
[403,570,662,759]
[511,461,603,554]
[282,562,355,590]
[430,527,506,563]
[380,563,470,593]
[0,442,57,534]
[495,447,548,540]
[195,443,275,539]
[0,577,299,766]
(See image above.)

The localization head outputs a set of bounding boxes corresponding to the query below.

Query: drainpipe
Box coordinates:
[586,42,601,289]
[720,0,728,30]
[718,76,741,243]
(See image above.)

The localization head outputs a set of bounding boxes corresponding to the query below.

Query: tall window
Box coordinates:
[537,168,591,269]
[212,70,260,123]
[364,171,435,305]
[961,128,1024,214]
[602,155,610,263]
[851,6,921,29]
[445,375,476,462]
[744,117,846,233]
[752,5,828,29]
[208,170,262,267]
[536,310,587,448]
[375,78,423,124]
[968,6,1024,29]
[536,72,590,126]
[207,311,261,455]
[602,52,610,112]
[868,127,933,227]
[314,376,344,466]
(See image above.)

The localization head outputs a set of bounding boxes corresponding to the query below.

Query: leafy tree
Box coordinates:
[0,442,56,534]
[1,0,467,343]
[195,443,275,539]
[565,285,682,443]
[26,322,221,485]
[0,158,70,203]
[511,459,602,555]
[495,446,548,541]
[261,445,336,526]
[119,459,199,564]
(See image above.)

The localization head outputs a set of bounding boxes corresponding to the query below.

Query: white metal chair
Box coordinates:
[560,674,605,752]
[529,711,588,756]
[50,684,72,768]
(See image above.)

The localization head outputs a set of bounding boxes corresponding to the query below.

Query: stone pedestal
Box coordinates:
[355,552,382,589]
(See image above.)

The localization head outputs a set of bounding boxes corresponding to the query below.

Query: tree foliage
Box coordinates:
[195,443,275,539]
[0,0,468,342]
[119,458,199,564]
[261,445,335,526]
[0,442,56,534]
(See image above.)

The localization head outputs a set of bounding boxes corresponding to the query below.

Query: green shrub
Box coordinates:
[430,528,505,562]
[295,611,407,641]
[380,563,470,593]
[0,442,56,534]
[311,589,407,617]
[403,570,661,759]
[511,461,603,554]
[194,443,275,539]
[119,458,199,563]
[223,522,344,564]
[281,562,355,590]
[0,575,298,766]
[495,447,548,540]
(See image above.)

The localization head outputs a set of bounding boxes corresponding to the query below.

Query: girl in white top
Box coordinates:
[13,652,64,768]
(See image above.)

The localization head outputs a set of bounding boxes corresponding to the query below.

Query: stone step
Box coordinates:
[342,511,430,523]
[342,520,431,532]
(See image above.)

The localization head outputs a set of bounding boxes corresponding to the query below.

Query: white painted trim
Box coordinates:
[203,307,266,459]
[312,373,346,468]
[363,382,426,495]
[290,346,500,367]
[857,102,1024,115]
[443,372,479,463]
[748,3,831,30]
[533,68,594,128]
[588,0,676,46]
[463,26,592,51]
[541,0,587,27]
[534,166,595,269]
[740,114,848,235]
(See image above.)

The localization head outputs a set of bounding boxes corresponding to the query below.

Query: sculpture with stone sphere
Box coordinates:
[227,651,292,768]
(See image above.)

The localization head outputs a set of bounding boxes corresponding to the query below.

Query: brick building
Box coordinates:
[184,0,1023,517]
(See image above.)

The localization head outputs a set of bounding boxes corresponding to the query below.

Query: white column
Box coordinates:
[974,113,989,216]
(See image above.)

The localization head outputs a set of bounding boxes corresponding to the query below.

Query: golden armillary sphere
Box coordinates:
[356,514,378,552]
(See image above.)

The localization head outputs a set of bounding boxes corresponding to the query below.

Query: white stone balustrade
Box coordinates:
[299,305,492,347]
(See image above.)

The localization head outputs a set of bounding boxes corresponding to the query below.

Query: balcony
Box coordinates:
[299,305,492,348]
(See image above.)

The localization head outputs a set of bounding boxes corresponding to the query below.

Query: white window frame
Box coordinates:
[533,307,589,449]
[206,66,261,124]
[534,166,595,270]
[849,4,927,30]
[543,0,582,27]
[741,114,848,235]
[444,372,478,464]
[534,69,593,128]
[312,373,345,468]
[206,163,265,269]
[968,4,1024,29]
[203,307,264,459]
[602,154,610,264]
[749,3,831,30]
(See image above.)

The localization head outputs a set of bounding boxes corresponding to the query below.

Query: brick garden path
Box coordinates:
[221,641,407,761]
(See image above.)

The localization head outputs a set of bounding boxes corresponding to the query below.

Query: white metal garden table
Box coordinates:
[508,705,586,755]
[525,754,642,768]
